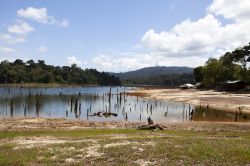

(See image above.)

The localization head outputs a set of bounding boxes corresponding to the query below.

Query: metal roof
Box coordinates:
[225,80,243,84]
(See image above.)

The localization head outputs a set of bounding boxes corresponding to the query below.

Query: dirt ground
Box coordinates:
[1,118,250,165]
[0,118,141,131]
[127,88,250,113]
[1,118,250,132]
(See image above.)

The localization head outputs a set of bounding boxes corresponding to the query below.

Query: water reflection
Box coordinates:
[193,106,250,122]
[0,86,249,122]
[0,86,196,122]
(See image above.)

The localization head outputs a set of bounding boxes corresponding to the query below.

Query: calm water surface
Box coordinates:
[0,86,249,122]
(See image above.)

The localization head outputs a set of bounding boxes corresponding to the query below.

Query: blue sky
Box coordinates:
[1,0,250,72]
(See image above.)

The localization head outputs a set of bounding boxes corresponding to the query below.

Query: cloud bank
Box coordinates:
[17,7,69,27]
[92,0,250,72]
[0,6,70,63]
[7,21,34,34]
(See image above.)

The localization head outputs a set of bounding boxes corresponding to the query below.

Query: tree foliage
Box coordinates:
[0,59,121,85]
[194,43,250,88]
[121,73,194,87]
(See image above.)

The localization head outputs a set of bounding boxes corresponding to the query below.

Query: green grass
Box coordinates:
[0,144,38,166]
[0,129,250,165]
[0,129,139,139]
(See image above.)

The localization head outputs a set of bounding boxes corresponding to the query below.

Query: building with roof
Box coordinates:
[220,80,246,91]
[180,83,195,89]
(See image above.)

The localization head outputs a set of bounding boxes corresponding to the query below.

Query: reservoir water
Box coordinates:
[0,86,249,122]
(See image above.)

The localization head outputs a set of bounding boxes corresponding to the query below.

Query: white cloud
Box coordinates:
[92,52,206,72]
[141,14,250,59]
[0,7,68,47]
[66,56,82,66]
[17,7,53,24]
[141,14,222,57]
[92,53,154,72]
[17,7,69,27]
[38,46,48,53]
[0,47,14,53]
[1,21,32,46]
[92,0,250,72]
[0,33,26,44]
[208,0,250,22]
[7,21,34,34]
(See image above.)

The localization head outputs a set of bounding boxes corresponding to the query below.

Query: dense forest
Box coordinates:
[113,66,193,80]
[194,43,250,88]
[121,73,193,87]
[112,66,193,86]
[0,59,121,85]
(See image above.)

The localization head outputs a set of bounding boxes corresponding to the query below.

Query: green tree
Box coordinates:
[202,58,220,88]
[193,66,203,83]
[26,60,36,68]
[0,59,121,85]
[13,59,25,65]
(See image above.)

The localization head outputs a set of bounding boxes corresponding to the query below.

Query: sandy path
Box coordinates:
[128,88,250,113]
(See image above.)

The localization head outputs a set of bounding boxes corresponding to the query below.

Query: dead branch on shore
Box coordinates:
[138,117,166,130]
[138,124,165,130]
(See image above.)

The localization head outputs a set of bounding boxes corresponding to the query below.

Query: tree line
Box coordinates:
[121,73,193,87]
[0,59,121,85]
[194,43,250,88]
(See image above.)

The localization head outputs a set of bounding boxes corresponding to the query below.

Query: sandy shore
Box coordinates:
[128,88,250,113]
[0,118,141,131]
[1,117,250,132]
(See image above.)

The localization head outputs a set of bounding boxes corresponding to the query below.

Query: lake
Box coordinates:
[0,86,249,122]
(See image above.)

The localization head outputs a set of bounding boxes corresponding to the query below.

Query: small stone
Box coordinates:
[107,158,115,162]
[65,158,74,163]
[51,156,57,160]
[68,147,76,151]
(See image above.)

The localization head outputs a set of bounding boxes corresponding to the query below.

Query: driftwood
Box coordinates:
[138,117,166,130]
[90,112,118,117]
[90,111,102,117]
[147,117,154,125]
[102,112,118,117]
[138,124,165,130]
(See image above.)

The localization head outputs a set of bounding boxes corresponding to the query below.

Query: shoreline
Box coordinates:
[127,88,250,113]
[1,117,250,132]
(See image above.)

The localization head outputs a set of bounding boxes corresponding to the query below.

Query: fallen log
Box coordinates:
[138,124,165,130]
[90,112,118,117]
[102,112,118,117]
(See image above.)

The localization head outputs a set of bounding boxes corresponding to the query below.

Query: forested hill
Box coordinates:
[111,66,194,86]
[112,66,193,80]
[0,59,121,85]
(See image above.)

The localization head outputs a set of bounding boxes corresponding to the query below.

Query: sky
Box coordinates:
[0,0,250,72]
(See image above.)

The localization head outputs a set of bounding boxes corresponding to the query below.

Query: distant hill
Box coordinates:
[112,66,193,80]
